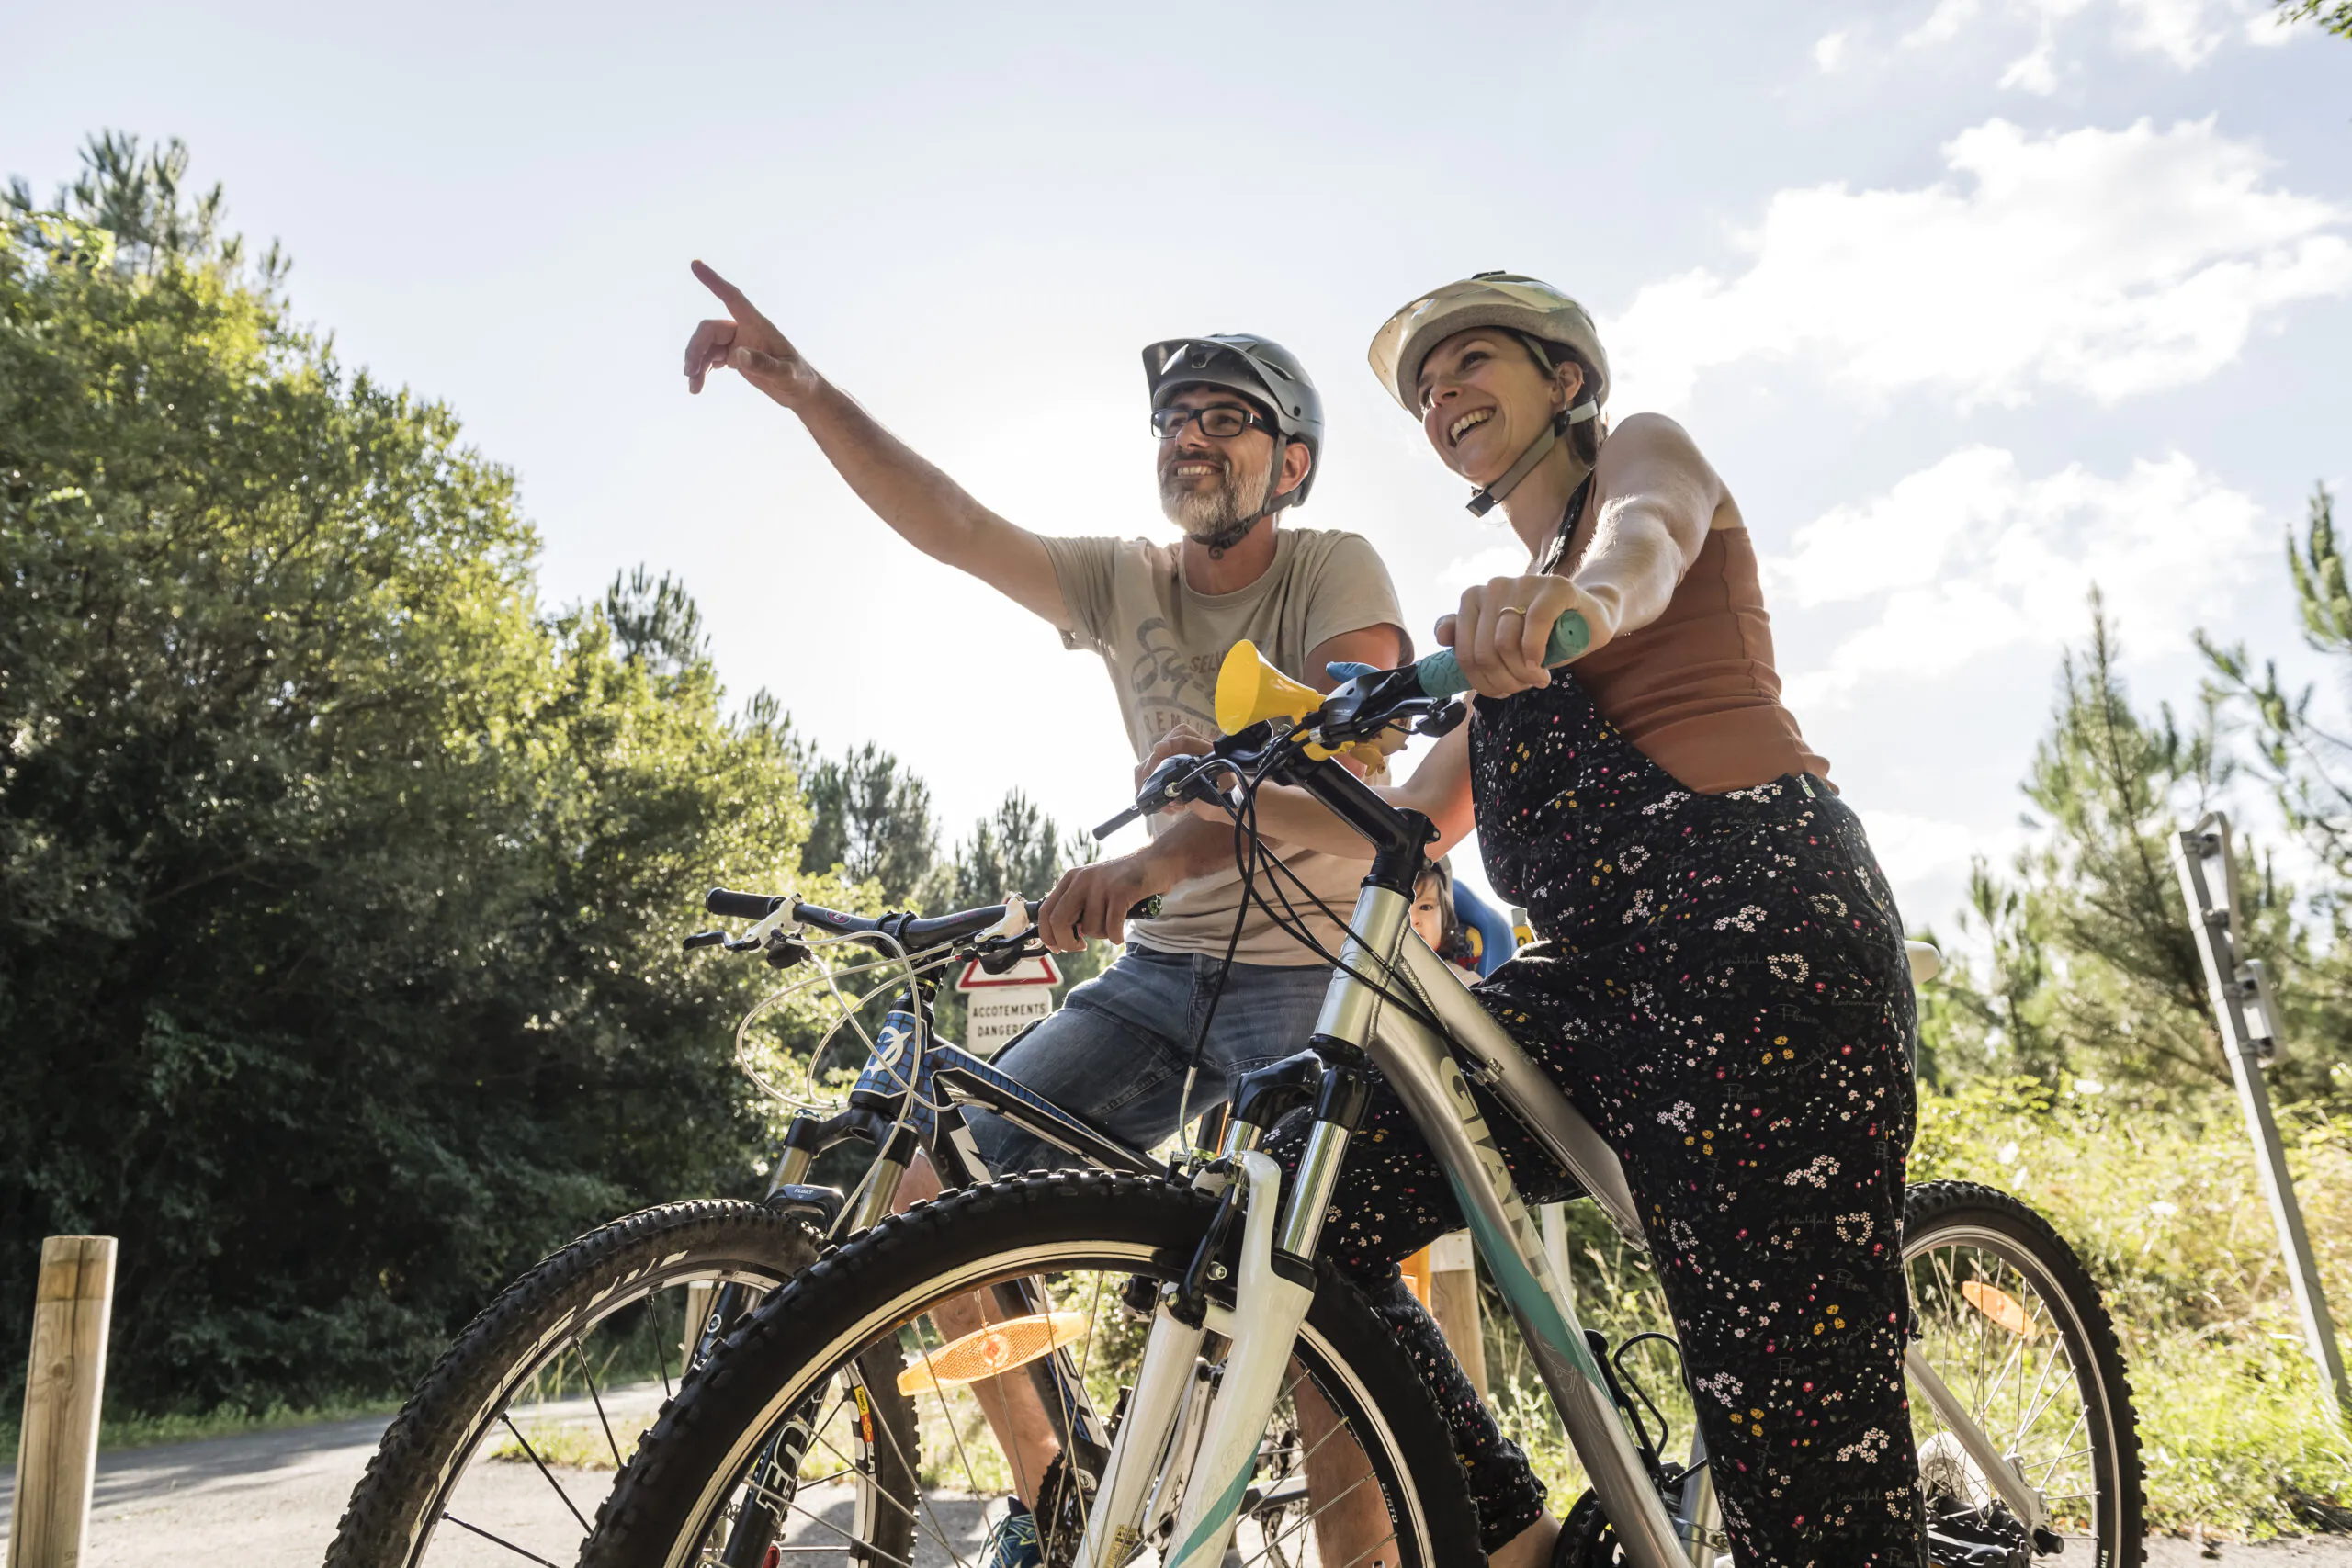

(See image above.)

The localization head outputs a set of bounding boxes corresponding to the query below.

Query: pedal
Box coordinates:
[1926,1495,2031,1567]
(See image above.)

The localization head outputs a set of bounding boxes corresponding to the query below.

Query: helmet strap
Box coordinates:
[1196,510,1263,558]
[1465,398,1600,517]
[1198,444,1296,558]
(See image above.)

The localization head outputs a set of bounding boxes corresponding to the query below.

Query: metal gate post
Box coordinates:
[2170,814,2350,1424]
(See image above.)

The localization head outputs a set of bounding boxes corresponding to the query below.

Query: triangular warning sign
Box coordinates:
[956,953,1063,989]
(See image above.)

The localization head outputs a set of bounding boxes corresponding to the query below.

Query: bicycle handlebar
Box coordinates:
[705,886,1033,949]
[705,887,787,921]
[1409,612,1589,700]
[699,886,1162,955]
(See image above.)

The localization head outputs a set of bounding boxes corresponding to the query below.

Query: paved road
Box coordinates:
[4,1413,2348,1565]
[2,1412,394,1566]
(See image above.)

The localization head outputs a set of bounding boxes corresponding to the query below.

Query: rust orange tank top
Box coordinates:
[1545,479,1831,795]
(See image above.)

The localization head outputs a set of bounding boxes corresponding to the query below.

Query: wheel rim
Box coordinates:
[408,1259,801,1567]
[651,1240,1441,1568]
[1903,1219,2123,1556]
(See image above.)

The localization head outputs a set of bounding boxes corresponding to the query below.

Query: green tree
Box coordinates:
[2,135,805,1411]
[605,564,709,678]
[2201,482,2352,1103]
[2275,0,2352,39]
[798,742,940,905]
[1926,597,2306,1100]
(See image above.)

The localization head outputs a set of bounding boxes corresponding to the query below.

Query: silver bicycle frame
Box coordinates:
[1329,883,1694,1568]
[1079,850,2047,1568]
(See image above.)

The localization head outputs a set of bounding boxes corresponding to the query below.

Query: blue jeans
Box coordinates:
[961,945,1329,1176]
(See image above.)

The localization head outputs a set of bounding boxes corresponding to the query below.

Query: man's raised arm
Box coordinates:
[684,260,1069,628]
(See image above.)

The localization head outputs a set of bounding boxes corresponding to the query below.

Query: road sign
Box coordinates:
[955,954,1062,1055]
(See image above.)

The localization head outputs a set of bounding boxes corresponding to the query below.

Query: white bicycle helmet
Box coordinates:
[1368,272,1610,515]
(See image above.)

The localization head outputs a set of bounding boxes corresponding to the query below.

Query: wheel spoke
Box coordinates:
[1237,1465,1381,1568]
[440,1511,570,1567]
[499,1412,593,1534]
[856,1349,981,1568]
[739,1473,922,1568]
[573,1331,625,1471]
[1906,1205,2138,1557]
[1039,1271,1110,1568]
[657,1288,676,1401]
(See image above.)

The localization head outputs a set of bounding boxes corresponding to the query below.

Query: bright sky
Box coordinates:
[11,0,2350,934]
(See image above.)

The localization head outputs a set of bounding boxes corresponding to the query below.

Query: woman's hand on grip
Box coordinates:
[1436,574,1588,700]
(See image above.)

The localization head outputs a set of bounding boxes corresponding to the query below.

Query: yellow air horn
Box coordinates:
[1216,639,1324,736]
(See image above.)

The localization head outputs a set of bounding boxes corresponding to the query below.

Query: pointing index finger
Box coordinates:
[691,258,756,320]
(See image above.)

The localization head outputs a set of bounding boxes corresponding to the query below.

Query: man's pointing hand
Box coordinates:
[684,261,820,407]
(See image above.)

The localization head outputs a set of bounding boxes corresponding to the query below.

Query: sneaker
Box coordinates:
[980,1498,1044,1568]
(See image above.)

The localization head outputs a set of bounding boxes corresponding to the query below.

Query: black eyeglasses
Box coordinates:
[1150,404,1270,440]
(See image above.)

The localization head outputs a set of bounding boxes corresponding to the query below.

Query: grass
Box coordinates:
[0,1393,406,1468]
[1480,1078,2352,1543]
[1910,1077,2352,1540]
[484,1413,658,1472]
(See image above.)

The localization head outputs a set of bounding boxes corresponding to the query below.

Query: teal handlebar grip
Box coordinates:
[1414,611,1591,699]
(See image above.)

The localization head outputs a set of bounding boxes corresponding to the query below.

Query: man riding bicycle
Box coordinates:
[680,261,1406,1197]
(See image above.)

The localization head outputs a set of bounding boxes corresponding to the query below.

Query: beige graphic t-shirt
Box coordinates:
[1043,528,1408,965]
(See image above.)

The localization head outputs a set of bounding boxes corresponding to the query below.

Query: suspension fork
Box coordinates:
[1073,1043,1325,1567]
[1152,1062,1367,1568]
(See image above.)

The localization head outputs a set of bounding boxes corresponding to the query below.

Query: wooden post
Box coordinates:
[1426,1231,1487,1399]
[1398,1246,1431,1309]
[10,1236,117,1568]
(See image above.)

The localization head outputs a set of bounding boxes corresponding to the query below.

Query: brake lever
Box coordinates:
[1416,696,1468,739]
[978,935,1049,975]
[1093,755,1227,841]
[684,930,727,951]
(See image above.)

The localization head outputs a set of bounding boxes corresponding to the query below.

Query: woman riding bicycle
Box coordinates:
[1161,273,1925,1567]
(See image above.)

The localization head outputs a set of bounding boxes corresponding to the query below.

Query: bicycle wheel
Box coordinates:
[1903,1181,2144,1567]
[582,1170,1482,1568]
[327,1198,917,1568]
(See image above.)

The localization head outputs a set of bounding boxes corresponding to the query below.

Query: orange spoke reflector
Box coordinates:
[899,1311,1090,1393]
[1962,1280,2038,1338]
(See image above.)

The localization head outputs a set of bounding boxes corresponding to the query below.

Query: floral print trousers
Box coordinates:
[1265,673,1926,1566]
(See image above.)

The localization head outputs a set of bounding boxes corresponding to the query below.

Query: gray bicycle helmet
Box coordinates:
[1141,333,1324,510]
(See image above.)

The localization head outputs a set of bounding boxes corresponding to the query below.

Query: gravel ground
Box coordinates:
[3,1413,2347,1564]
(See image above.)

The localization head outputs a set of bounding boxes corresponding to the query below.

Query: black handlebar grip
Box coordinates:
[1092,805,1144,842]
[1126,895,1163,922]
[706,887,786,921]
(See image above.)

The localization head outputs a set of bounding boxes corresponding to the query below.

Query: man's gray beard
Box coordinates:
[1160,461,1269,538]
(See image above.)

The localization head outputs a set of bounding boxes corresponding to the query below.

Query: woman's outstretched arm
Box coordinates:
[1563,412,1724,649]
[1448,412,1727,698]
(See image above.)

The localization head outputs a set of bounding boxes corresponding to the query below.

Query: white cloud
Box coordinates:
[1441,540,1537,591]
[1608,117,2351,413]
[1905,0,1996,47]
[1770,448,2264,708]
[1855,810,1985,884]
[1814,30,1851,72]
[1899,0,2267,73]
[1997,36,2064,92]
[2110,0,2264,65]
